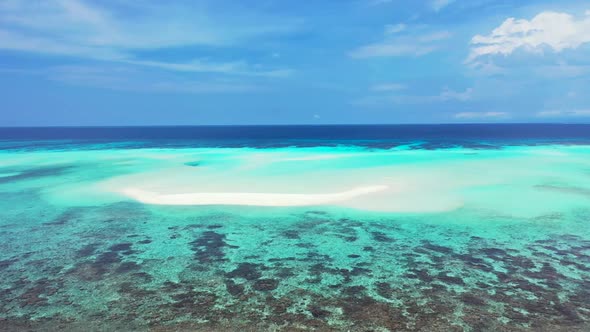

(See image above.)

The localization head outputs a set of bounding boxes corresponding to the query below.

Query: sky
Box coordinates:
[0,0,590,125]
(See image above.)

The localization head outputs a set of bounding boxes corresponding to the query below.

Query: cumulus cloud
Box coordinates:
[454,112,508,119]
[468,11,590,63]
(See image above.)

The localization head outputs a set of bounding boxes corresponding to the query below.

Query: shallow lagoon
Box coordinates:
[1,139,590,331]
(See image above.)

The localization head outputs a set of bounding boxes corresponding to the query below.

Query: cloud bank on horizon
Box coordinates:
[0,0,589,125]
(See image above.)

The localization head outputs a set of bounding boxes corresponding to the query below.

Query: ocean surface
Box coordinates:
[1,124,590,331]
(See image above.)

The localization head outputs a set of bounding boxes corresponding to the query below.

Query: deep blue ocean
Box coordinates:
[1,124,590,150]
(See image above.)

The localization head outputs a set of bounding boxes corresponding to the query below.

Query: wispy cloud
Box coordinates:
[367,0,394,6]
[0,0,296,76]
[536,110,590,117]
[47,65,261,94]
[353,86,473,106]
[467,10,590,64]
[384,24,406,35]
[439,87,473,102]
[431,0,456,12]
[350,27,451,58]
[123,59,294,78]
[370,83,406,92]
[454,111,509,119]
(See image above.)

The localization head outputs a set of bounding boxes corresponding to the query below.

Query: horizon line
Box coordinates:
[2,122,590,129]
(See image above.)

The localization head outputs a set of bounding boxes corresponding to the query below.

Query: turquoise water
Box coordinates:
[1,142,590,331]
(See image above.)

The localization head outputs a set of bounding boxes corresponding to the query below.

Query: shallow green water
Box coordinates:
[1,144,590,331]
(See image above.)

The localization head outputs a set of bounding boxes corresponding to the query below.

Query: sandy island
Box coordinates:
[121,185,389,207]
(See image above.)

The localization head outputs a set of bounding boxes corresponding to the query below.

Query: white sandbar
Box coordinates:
[121,185,389,207]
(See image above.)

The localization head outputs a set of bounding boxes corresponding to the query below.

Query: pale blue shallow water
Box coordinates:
[1,125,590,331]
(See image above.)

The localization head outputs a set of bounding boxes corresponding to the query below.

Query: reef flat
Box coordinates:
[1,134,590,331]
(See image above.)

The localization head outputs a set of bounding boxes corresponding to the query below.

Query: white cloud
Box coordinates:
[454,112,508,119]
[385,24,406,35]
[0,0,296,76]
[468,11,590,63]
[418,31,452,42]
[536,110,590,117]
[124,59,294,77]
[350,43,436,58]
[350,28,451,58]
[353,86,473,106]
[47,65,261,93]
[368,0,393,6]
[439,87,473,102]
[0,28,125,60]
[431,0,455,12]
[371,83,406,92]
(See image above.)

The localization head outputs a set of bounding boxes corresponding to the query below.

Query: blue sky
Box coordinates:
[1,0,589,125]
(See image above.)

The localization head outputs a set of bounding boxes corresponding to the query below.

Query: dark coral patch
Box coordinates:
[42,212,74,226]
[460,294,486,306]
[253,279,279,291]
[161,281,183,292]
[371,232,393,242]
[454,254,493,272]
[422,241,454,254]
[76,243,99,258]
[225,279,245,297]
[170,290,217,315]
[226,263,262,280]
[109,243,133,252]
[339,295,404,331]
[115,262,141,274]
[131,272,153,283]
[282,230,300,239]
[95,251,121,265]
[276,267,296,278]
[375,282,394,299]
[308,305,330,319]
[0,258,18,270]
[190,231,233,263]
[480,248,507,258]
[406,269,434,283]
[16,278,59,308]
[341,285,367,297]
[436,273,465,286]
